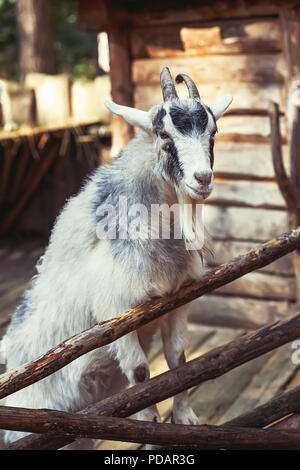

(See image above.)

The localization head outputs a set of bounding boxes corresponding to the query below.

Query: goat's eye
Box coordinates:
[159,132,169,140]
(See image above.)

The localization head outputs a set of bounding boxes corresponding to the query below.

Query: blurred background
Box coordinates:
[0,0,300,449]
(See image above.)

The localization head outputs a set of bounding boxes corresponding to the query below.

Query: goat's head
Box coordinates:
[105,67,232,201]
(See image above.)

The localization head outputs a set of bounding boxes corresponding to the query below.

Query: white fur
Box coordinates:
[2,88,232,447]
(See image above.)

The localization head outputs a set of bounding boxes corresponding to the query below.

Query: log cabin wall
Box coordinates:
[81,0,300,328]
[124,5,299,329]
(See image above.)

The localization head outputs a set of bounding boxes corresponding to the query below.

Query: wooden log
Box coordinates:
[205,206,289,242]
[148,384,300,450]
[219,344,299,424]
[189,294,289,330]
[188,334,270,426]
[132,55,287,85]
[78,1,282,31]
[280,8,300,303]
[213,143,289,180]
[216,133,275,145]
[2,406,300,450]
[19,134,50,193]
[146,327,242,428]
[280,7,300,81]
[207,239,294,275]
[219,114,288,139]
[130,1,297,27]
[0,228,299,402]
[134,82,285,112]
[0,119,102,142]
[131,19,282,59]
[210,180,286,209]
[215,271,296,301]
[7,307,300,450]
[69,310,300,417]
[290,105,300,204]
[290,104,300,303]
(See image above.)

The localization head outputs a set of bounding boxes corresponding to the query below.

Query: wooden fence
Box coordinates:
[0,226,299,449]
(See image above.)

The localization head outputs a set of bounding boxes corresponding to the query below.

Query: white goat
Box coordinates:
[1,68,232,447]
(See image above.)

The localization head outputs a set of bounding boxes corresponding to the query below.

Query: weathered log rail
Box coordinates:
[2,405,300,450]
[3,309,300,450]
[1,227,300,449]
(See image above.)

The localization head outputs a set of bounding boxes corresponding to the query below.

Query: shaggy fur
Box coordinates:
[1,87,232,447]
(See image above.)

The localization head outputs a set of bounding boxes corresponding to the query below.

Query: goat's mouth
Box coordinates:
[185,184,212,200]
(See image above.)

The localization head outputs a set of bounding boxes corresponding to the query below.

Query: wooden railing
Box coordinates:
[0,228,300,449]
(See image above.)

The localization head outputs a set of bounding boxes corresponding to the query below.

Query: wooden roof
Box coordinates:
[78,0,300,31]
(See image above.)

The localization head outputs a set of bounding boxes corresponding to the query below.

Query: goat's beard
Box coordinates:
[176,187,213,258]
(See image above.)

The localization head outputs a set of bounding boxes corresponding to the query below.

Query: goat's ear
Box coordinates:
[209,94,233,120]
[104,100,152,132]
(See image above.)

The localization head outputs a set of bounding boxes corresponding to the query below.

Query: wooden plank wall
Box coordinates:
[130,15,295,328]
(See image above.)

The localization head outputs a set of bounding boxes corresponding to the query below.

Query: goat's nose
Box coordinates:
[194,171,212,186]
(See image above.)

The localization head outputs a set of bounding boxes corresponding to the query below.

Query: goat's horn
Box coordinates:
[160,67,178,101]
[175,73,200,99]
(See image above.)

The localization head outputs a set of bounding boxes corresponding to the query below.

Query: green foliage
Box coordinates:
[0,0,99,81]
[53,0,99,80]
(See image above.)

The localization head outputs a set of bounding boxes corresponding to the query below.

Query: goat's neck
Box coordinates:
[124,131,207,251]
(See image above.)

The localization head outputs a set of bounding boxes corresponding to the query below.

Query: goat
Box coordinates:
[0,68,232,447]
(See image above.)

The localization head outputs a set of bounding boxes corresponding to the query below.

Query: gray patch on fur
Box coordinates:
[91,152,190,280]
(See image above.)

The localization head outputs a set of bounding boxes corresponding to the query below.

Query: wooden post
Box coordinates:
[281,7,300,301]
[107,21,134,157]
[77,1,134,156]
[290,90,300,302]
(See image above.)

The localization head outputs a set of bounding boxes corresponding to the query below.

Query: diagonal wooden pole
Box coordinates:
[1,227,300,402]
[6,307,300,450]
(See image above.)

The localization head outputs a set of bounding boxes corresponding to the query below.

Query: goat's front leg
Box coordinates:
[108,330,161,423]
[161,306,199,425]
